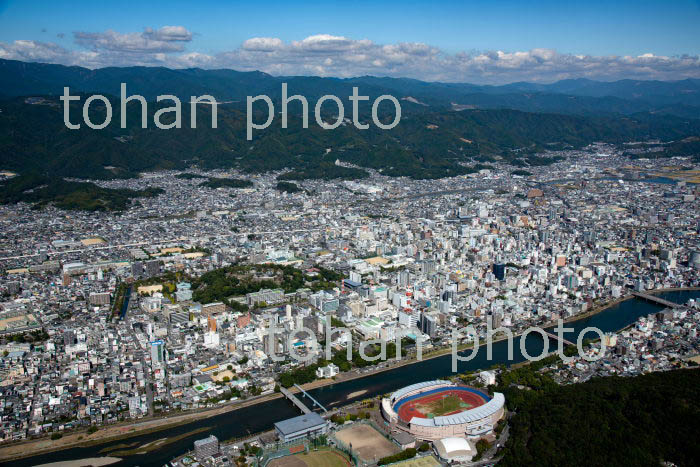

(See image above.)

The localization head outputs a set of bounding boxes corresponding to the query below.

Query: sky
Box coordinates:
[0,0,699,83]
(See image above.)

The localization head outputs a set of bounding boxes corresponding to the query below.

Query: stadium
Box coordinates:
[381,380,505,441]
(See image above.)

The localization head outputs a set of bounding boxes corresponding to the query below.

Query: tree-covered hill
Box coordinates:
[498,368,700,467]
[275,181,303,193]
[191,263,342,305]
[624,137,700,162]
[3,59,700,115]
[197,177,254,189]
[0,174,164,211]
[2,94,698,181]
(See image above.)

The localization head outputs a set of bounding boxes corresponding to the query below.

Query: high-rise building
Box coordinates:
[399,309,420,328]
[398,270,411,287]
[131,261,144,277]
[202,302,227,315]
[492,263,506,281]
[169,311,190,325]
[690,251,700,268]
[420,259,437,275]
[63,330,75,346]
[194,435,219,459]
[175,282,192,301]
[421,313,438,337]
[145,260,161,277]
[246,288,284,306]
[349,270,362,283]
[564,275,579,290]
[6,281,20,295]
[492,313,502,329]
[150,340,164,363]
[89,292,111,306]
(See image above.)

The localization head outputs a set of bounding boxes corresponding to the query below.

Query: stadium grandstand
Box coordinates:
[381,380,505,441]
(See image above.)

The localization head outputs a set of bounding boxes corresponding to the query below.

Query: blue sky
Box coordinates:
[1,0,699,82]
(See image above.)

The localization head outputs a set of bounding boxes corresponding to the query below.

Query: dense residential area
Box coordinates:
[1,4,700,462]
[0,145,699,465]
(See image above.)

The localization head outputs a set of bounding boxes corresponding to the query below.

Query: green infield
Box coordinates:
[417,394,472,418]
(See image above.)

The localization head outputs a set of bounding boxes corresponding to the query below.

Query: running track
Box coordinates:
[393,387,490,422]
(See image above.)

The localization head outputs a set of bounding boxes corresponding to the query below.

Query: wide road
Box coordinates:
[125,295,154,418]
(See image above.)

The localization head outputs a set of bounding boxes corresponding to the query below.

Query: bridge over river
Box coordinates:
[542,330,575,347]
[631,292,681,309]
[279,385,328,415]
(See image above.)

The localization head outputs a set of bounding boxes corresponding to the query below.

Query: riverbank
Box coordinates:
[2,287,697,463]
[34,457,121,467]
[0,394,284,462]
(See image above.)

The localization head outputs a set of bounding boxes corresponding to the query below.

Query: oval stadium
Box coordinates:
[381,380,505,441]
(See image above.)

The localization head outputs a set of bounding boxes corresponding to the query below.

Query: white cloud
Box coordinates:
[0,40,68,62]
[1,30,699,83]
[291,34,371,52]
[241,37,283,52]
[73,26,193,54]
[143,26,193,42]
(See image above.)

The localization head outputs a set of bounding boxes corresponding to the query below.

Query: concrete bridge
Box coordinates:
[279,385,328,414]
[294,384,327,413]
[279,386,311,414]
[632,292,680,308]
[542,330,575,347]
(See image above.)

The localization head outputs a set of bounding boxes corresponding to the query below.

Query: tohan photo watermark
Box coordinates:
[60,83,402,140]
[266,318,607,372]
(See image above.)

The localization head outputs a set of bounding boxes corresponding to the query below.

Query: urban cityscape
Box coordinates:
[1,1,700,466]
[1,147,699,466]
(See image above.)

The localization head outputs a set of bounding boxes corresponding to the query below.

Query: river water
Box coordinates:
[9,290,700,467]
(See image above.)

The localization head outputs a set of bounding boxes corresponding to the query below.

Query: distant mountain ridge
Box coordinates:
[1,93,699,181]
[1,59,699,184]
[1,59,699,117]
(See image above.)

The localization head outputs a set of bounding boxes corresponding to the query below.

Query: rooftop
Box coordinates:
[274,412,326,435]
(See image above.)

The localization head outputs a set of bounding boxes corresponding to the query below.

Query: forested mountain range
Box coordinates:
[0,58,699,184]
[2,59,700,116]
[2,93,699,181]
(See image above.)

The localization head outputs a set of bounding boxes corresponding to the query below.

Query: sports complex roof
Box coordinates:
[387,380,504,427]
[274,412,326,435]
[435,437,474,458]
[410,393,505,427]
[390,380,452,402]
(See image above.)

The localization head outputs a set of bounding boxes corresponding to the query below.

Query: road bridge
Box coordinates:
[542,331,575,347]
[294,384,327,413]
[631,292,680,308]
[279,387,311,414]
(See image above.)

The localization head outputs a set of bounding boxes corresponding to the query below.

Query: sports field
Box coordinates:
[416,393,472,417]
[335,423,399,462]
[267,449,351,467]
[391,455,442,467]
[394,387,489,422]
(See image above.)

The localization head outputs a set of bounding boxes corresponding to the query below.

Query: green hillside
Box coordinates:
[3,59,700,115]
[2,94,698,181]
[0,174,164,211]
[499,368,700,467]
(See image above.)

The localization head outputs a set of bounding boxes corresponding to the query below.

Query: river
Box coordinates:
[118,285,132,320]
[8,290,700,467]
[545,176,695,185]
